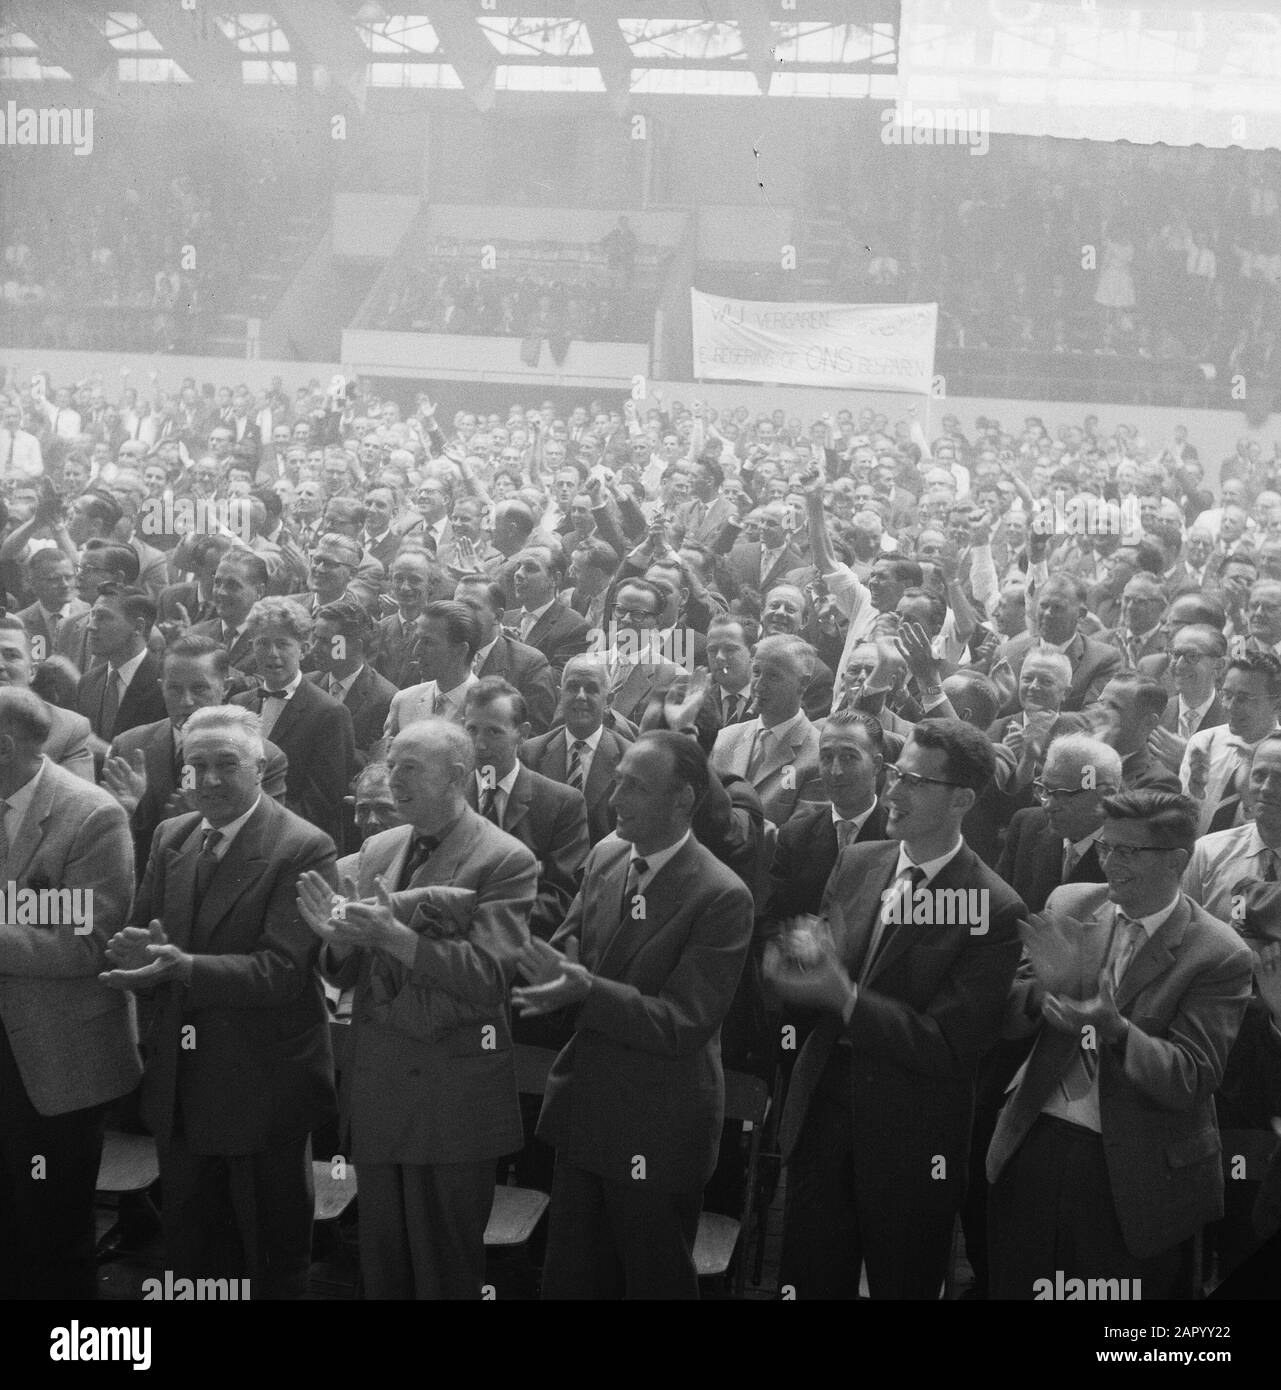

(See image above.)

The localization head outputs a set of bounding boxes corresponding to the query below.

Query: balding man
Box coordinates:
[102,705,337,1299]
[301,718,537,1299]
[1101,574,1169,669]
[0,688,138,1298]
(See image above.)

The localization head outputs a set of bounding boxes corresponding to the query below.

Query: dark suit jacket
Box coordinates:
[466,764,588,940]
[1121,745,1181,793]
[110,717,289,881]
[1157,692,1227,736]
[996,630,1123,714]
[232,678,355,847]
[191,617,258,677]
[538,834,755,1194]
[477,634,557,735]
[995,806,1107,915]
[988,885,1253,1259]
[54,609,94,674]
[779,840,1025,1222]
[521,724,628,846]
[306,665,397,756]
[77,650,166,741]
[1098,624,1167,670]
[131,797,339,1153]
[156,582,215,626]
[726,541,805,597]
[16,598,89,661]
[372,610,418,689]
[502,599,591,678]
[763,799,889,928]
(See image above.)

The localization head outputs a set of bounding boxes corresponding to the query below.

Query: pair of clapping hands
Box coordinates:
[1019,909,1128,1045]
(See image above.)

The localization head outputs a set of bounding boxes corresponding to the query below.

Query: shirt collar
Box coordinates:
[631,828,691,880]
[756,708,805,740]
[565,725,603,754]
[200,794,262,855]
[111,647,148,686]
[1118,893,1180,939]
[894,836,965,887]
[329,664,364,697]
[264,669,304,699]
[472,636,498,672]
[3,755,47,824]
[1068,824,1105,856]
[522,598,554,623]
[476,763,520,798]
[831,798,878,833]
[1178,692,1214,722]
[439,672,478,706]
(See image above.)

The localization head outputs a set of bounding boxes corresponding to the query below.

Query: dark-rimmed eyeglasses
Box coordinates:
[884,765,962,791]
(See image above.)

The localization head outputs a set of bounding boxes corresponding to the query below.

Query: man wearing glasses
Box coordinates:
[766,718,1025,1299]
[988,791,1253,1299]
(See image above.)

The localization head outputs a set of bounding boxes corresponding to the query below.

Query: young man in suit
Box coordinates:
[705,615,756,729]
[456,576,557,735]
[0,616,94,781]
[16,549,87,662]
[101,705,337,1299]
[726,503,803,597]
[103,635,288,879]
[384,599,479,736]
[307,599,397,760]
[521,655,630,846]
[710,633,824,827]
[300,718,537,1299]
[76,584,165,741]
[58,541,144,674]
[462,677,588,941]
[504,546,591,680]
[231,597,355,848]
[1096,675,1182,793]
[987,791,1253,1299]
[193,550,269,678]
[0,688,139,1299]
[767,718,1026,1299]
[514,731,755,1298]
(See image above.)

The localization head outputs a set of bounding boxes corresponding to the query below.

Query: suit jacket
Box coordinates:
[44,702,94,782]
[53,608,94,674]
[322,810,537,1164]
[232,678,355,848]
[156,581,215,626]
[130,536,172,598]
[763,799,889,927]
[996,630,1124,714]
[110,717,289,880]
[1157,692,1227,736]
[503,599,591,678]
[0,761,139,1116]
[1099,624,1167,670]
[608,657,683,726]
[191,617,258,677]
[131,798,338,1153]
[477,633,557,735]
[307,665,397,756]
[16,598,89,661]
[76,650,166,741]
[988,884,1253,1259]
[537,834,755,1194]
[1121,745,1182,794]
[372,610,418,689]
[710,714,825,828]
[466,765,588,940]
[726,541,805,597]
[779,840,1025,1209]
[521,724,628,847]
[995,806,1107,915]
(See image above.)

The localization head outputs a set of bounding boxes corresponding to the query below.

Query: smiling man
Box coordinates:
[76,585,165,742]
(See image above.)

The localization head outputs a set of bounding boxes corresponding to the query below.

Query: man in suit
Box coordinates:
[307,599,397,760]
[766,718,1026,1299]
[710,634,824,827]
[435,496,505,577]
[231,597,355,848]
[455,576,557,735]
[764,710,890,929]
[100,705,336,1298]
[726,503,803,598]
[0,615,94,781]
[0,688,139,1298]
[384,599,480,737]
[16,549,87,663]
[995,575,1124,714]
[58,541,144,673]
[1095,674,1182,793]
[599,578,684,726]
[1099,573,1169,670]
[76,585,165,741]
[103,635,288,878]
[301,717,537,1298]
[987,791,1253,1299]
[513,731,755,1298]
[705,615,757,729]
[1154,623,1227,738]
[374,550,439,689]
[521,655,631,846]
[504,546,591,679]
[463,677,588,941]
[193,549,268,678]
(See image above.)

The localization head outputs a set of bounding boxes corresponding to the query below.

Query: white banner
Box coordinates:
[690,290,937,394]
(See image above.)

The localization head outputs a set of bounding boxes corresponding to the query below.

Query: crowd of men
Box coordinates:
[1,367,1280,1301]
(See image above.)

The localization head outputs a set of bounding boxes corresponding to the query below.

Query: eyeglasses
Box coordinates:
[1169,650,1212,664]
[883,765,962,791]
[1032,780,1099,802]
[1096,842,1171,863]
[612,605,658,622]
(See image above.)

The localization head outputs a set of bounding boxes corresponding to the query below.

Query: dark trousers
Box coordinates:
[160,1133,314,1299]
[541,1156,702,1300]
[357,1159,494,1299]
[0,1016,108,1300]
[780,1048,957,1299]
[989,1114,1183,1300]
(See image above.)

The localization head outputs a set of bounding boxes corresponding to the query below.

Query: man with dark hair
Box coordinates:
[57,540,145,673]
[504,547,591,680]
[194,549,270,676]
[385,599,480,734]
[988,791,1252,1300]
[1095,674,1180,792]
[514,729,754,1298]
[374,550,440,689]
[308,598,397,760]
[76,584,164,741]
[455,576,557,735]
[17,550,87,662]
[767,717,1026,1299]
[705,616,757,728]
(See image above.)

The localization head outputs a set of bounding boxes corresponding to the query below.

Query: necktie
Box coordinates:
[722,691,742,725]
[47,608,61,644]
[1264,851,1279,883]
[1061,912,1140,1102]
[1062,839,1079,880]
[397,833,439,891]
[567,739,586,792]
[746,727,772,780]
[520,610,536,641]
[1208,744,1250,832]
[859,864,925,981]
[1178,704,1195,741]
[1110,912,1145,989]
[835,819,856,850]
[480,785,500,826]
[432,688,446,717]
[194,828,223,897]
[621,856,650,921]
[100,668,122,737]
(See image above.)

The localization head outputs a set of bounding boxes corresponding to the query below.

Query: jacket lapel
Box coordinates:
[1114,897,1185,1012]
[865,847,966,983]
[836,848,899,976]
[268,679,308,745]
[7,767,57,881]
[596,840,692,979]
[583,734,614,811]
[162,822,204,951]
[192,804,271,950]
[504,767,533,834]
[147,721,179,797]
[585,841,633,969]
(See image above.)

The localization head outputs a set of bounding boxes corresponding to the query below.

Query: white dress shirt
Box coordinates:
[563,724,603,783]
[198,795,263,859]
[475,763,520,828]
[1183,821,1281,923]
[627,828,692,892]
[259,669,304,739]
[1180,723,1276,834]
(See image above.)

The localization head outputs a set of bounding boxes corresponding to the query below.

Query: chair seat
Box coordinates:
[312,1161,358,1222]
[485,1185,549,1247]
[96,1132,160,1194]
[694,1212,741,1278]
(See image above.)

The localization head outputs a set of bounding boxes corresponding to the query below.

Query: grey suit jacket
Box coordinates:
[45,702,94,782]
[710,714,824,827]
[0,760,140,1115]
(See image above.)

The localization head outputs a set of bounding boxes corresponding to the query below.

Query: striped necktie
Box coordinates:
[567,739,586,792]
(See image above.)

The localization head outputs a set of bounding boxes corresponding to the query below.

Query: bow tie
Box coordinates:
[262,689,289,700]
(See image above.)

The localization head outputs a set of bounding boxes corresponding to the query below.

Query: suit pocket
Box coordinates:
[1166,1128,1221,1170]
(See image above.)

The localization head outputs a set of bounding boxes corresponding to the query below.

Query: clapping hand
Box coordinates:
[512,937,591,1016]
[101,748,148,816]
[663,668,712,733]
[100,918,192,990]
[157,601,192,646]
[895,619,939,689]
[1019,909,1088,998]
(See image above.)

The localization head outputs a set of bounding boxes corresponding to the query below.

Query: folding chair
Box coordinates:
[695,1069,771,1297]
[484,1046,559,1252]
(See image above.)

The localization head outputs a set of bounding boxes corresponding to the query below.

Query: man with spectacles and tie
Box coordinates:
[513,731,754,1298]
[988,791,1253,1299]
[1146,623,1228,776]
[766,718,1026,1299]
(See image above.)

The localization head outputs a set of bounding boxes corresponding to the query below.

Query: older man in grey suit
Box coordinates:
[0,688,138,1298]
[301,717,537,1299]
